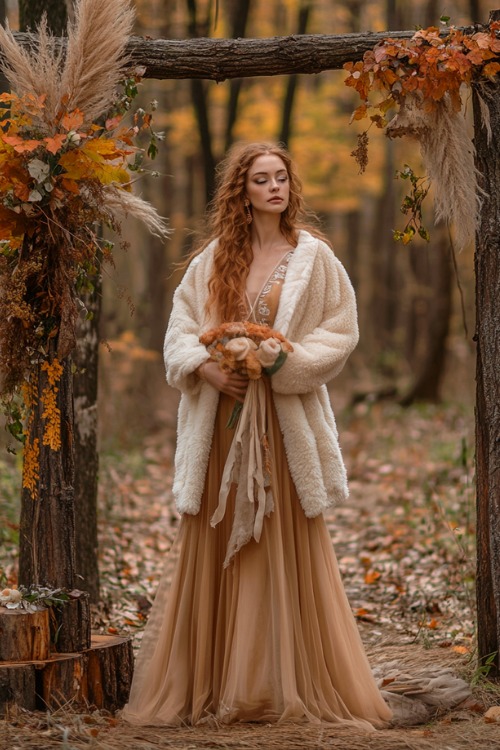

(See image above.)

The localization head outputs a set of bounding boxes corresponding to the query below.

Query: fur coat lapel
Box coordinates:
[274,230,318,335]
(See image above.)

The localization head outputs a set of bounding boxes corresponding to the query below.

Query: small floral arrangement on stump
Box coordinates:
[0,585,69,612]
[200,321,293,427]
[0,0,169,494]
[344,20,500,247]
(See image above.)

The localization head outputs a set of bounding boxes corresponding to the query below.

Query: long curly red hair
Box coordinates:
[195,142,328,323]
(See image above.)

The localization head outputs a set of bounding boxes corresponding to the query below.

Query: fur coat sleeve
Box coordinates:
[163,244,215,395]
[271,238,359,394]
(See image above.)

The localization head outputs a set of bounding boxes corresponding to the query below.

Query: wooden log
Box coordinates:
[52,591,91,653]
[9,27,481,81]
[0,609,50,662]
[0,664,37,716]
[0,634,133,714]
[83,635,134,712]
[40,653,84,709]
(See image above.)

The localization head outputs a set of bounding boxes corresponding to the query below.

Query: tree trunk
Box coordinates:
[279,1,312,147]
[73,270,101,603]
[400,226,453,405]
[17,1,75,593]
[224,0,251,151]
[186,0,216,201]
[472,9,500,679]
[18,347,76,590]
[19,0,67,36]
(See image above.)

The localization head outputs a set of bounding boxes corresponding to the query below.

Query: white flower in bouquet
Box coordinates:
[256,337,282,368]
[225,337,258,361]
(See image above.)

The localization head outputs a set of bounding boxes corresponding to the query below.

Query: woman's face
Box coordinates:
[245,154,290,216]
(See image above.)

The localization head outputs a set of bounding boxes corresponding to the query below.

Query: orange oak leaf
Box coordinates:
[44,134,67,155]
[61,109,84,132]
[3,135,40,153]
[364,570,381,584]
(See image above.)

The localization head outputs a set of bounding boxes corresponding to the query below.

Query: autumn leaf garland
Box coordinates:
[344,22,500,247]
[0,0,169,491]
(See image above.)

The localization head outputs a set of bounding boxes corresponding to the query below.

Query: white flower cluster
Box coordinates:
[0,587,22,609]
[225,336,283,367]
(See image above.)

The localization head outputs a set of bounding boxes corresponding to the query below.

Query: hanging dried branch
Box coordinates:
[344,22,500,247]
[386,93,484,250]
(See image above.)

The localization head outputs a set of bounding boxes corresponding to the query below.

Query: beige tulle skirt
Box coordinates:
[122,385,392,729]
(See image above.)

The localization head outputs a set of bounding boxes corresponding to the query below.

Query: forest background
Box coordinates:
[0,0,490,693]
[0,0,482,447]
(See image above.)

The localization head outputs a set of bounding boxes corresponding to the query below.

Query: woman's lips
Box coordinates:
[268,197,283,203]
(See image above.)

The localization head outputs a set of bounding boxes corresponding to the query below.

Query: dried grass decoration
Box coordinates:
[344,22,500,248]
[0,0,169,459]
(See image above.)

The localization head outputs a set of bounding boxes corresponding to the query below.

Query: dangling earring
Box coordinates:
[244,197,253,225]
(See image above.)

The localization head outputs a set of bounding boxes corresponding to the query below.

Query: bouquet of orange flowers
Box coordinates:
[200,321,293,426]
[199,322,294,566]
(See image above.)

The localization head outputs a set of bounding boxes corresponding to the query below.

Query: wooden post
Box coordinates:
[472,8,500,678]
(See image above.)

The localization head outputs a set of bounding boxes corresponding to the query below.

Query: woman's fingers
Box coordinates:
[202,361,249,401]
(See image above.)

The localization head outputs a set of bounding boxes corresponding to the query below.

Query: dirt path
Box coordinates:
[2,399,499,749]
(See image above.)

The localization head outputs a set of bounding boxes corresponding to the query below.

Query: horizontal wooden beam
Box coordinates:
[11,27,478,82]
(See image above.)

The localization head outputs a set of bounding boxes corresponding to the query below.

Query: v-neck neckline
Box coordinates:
[245,250,293,315]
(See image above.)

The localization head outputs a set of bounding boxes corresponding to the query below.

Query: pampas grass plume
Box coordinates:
[61,0,135,127]
[387,93,482,250]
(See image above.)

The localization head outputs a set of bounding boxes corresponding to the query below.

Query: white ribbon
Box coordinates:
[210,378,274,567]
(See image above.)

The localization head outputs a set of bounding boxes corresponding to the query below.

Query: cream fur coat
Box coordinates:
[163,230,359,518]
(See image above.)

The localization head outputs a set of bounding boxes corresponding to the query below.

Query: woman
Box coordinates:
[122,142,392,729]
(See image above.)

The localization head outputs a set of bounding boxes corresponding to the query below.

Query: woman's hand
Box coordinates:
[198,361,249,402]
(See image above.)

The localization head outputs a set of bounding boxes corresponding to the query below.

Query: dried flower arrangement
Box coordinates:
[344,20,500,247]
[0,0,169,491]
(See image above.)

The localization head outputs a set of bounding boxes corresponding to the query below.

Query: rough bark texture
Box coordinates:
[18,348,77,593]
[400,226,453,405]
[73,283,101,603]
[472,11,500,678]
[0,666,36,715]
[19,0,67,36]
[9,28,476,81]
[0,635,133,714]
[83,635,134,711]
[52,591,91,653]
[0,610,50,662]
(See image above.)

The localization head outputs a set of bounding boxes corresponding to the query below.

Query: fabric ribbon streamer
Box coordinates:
[210,379,274,567]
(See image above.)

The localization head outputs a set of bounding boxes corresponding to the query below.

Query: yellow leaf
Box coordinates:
[58,149,91,180]
[364,570,381,584]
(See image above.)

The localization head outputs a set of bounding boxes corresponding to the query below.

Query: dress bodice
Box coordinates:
[245,251,294,327]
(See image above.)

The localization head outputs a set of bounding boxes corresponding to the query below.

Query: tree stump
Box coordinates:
[0,609,50,662]
[52,591,91,653]
[0,634,133,715]
[83,635,134,712]
[0,664,37,713]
